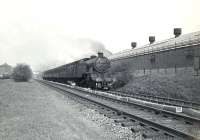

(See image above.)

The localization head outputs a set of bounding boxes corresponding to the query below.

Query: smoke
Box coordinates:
[71,38,112,58]
[35,38,112,72]
[0,23,112,72]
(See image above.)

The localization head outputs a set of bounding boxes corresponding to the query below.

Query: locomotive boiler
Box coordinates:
[42,52,113,90]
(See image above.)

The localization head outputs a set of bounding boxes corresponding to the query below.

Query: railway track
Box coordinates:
[108,90,200,110]
[37,79,200,140]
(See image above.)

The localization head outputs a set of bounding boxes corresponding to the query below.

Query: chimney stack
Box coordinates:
[174,28,182,38]
[149,36,155,44]
[131,42,137,49]
[98,52,103,58]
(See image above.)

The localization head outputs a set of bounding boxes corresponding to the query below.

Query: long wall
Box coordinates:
[111,45,200,76]
[110,45,200,101]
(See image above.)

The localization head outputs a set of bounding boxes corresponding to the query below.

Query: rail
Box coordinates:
[36,79,200,140]
[108,90,200,110]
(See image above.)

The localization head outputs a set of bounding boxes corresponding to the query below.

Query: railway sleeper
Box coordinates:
[142,129,164,139]
[103,112,117,117]
[130,125,147,133]
[104,114,117,118]
[98,109,116,115]
[121,121,138,127]
[108,115,124,119]
[114,118,130,123]
[104,111,116,115]
[97,108,113,114]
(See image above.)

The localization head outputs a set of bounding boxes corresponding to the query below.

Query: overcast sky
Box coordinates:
[0,0,200,71]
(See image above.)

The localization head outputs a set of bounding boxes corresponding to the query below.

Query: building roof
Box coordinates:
[109,31,200,60]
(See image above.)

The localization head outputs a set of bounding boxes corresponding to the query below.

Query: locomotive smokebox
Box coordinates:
[131,42,137,49]
[98,52,104,58]
[94,52,110,73]
[174,28,182,38]
[149,36,155,44]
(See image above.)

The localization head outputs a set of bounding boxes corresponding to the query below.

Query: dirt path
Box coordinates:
[0,80,134,140]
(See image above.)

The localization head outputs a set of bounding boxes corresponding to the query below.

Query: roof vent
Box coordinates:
[98,52,103,58]
[131,42,137,49]
[149,36,155,44]
[174,28,182,38]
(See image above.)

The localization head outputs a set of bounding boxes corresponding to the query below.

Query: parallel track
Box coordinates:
[37,79,200,140]
[108,90,200,110]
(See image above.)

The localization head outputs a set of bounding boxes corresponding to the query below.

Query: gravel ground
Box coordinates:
[0,79,135,140]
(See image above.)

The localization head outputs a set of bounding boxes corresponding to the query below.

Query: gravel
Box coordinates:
[0,79,136,140]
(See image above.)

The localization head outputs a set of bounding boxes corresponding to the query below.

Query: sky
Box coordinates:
[0,0,200,71]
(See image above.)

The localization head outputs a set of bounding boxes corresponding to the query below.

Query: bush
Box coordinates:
[12,64,33,82]
[112,71,132,89]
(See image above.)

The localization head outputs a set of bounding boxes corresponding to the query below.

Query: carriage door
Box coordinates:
[194,57,200,75]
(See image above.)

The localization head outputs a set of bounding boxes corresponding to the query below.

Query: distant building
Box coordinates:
[0,63,13,76]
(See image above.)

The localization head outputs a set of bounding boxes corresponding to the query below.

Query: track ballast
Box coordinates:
[37,79,200,140]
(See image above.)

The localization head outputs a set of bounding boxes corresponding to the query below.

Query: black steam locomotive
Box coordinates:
[42,52,113,90]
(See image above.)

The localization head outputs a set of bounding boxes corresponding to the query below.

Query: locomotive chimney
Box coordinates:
[149,36,155,44]
[174,28,182,38]
[131,42,137,49]
[98,52,103,58]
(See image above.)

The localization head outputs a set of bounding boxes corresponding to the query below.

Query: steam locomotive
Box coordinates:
[42,52,113,90]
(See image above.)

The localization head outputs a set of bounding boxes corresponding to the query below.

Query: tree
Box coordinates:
[12,64,33,82]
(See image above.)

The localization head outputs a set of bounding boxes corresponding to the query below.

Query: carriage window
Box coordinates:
[86,65,90,72]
